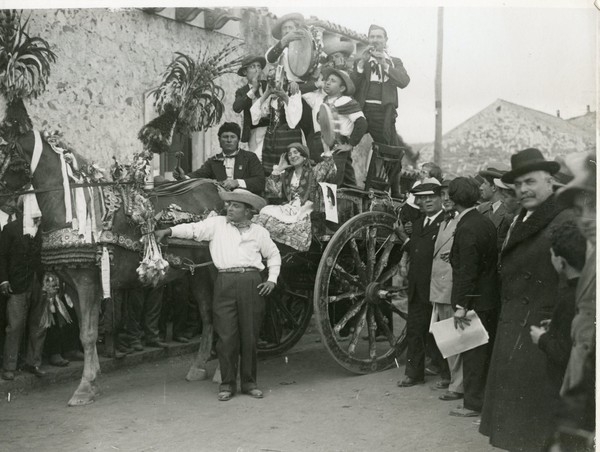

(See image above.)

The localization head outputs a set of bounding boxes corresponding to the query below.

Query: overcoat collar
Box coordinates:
[501,194,565,256]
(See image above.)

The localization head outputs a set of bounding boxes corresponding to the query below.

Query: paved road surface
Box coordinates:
[0,327,499,452]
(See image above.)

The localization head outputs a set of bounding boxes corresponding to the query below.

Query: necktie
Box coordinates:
[424,218,430,229]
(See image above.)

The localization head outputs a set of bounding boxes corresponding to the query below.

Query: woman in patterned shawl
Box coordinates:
[256,143,336,251]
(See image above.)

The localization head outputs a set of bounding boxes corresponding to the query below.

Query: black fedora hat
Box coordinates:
[237,55,266,76]
[501,148,560,184]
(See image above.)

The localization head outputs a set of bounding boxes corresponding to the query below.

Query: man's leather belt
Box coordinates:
[219,267,260,273]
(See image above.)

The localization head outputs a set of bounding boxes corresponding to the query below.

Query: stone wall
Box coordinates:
[24,8,261,169]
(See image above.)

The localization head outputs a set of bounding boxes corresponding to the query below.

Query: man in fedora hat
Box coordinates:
[302,67,368,186]
[479,148,572,451]
[395,178,449,388]
[155,189,281,401]
[233,55,269,160]
[477,165,514,250]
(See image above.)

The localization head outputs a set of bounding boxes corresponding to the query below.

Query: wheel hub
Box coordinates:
[365,282,382,304]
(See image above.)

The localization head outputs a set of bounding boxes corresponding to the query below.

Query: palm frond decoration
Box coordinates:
[138,41,243,153]
[0,10,57,103]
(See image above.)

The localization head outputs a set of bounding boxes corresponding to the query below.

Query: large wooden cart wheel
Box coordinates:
[314,211,408,374]
[258,252,316,357]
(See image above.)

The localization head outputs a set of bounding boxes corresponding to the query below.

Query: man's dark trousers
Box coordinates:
[462,309,496,411]
[213,271,265,393]
[405,294,447,381]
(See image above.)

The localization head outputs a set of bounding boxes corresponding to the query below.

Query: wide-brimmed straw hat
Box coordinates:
[556,152,596,206]
[324,41,355,57]
[501,148,560,184]
[321,67,355,96]
[219,188,266,212]
[237,55,266,76]
[271,12,304,40]
[412,177,442,196]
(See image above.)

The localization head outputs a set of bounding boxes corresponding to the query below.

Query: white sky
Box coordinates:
[2,0,597,144]
[269,3,597,143]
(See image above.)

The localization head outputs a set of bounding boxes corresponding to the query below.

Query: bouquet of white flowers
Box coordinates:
[137,231,169,287]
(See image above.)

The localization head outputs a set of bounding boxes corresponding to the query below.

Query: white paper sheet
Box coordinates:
[430,310,489,359]
[319,182,338,223]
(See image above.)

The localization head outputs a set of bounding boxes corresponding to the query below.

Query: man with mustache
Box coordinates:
[479,148,572,451]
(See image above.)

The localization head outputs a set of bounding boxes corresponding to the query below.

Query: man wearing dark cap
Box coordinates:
[446,177,499,418]
[233,55,269,159]
[155,189,281,401]
[479,148,572,451]
[395,178,448,388]
[174,122,265,195]
[352,24,410,147]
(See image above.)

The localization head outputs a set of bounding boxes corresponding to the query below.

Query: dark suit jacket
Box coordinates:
[233,81,269,143]
[0,219,42,294]
[449,209,499,311]
[406,211,444,304]
[352,56,410,109]
[478,201,515,250]
[187,149,265,195]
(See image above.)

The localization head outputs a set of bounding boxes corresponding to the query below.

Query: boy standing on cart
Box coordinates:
[302,68,368,187]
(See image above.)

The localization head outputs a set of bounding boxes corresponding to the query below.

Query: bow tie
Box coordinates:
[370,63,382,79]
[444,210,456,222]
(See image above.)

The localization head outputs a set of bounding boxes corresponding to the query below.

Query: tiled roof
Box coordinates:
[418,99,595,176]
[305,17,368,43]
[252,8,368,43]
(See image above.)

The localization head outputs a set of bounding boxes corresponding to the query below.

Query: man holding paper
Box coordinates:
[447,178,500,417]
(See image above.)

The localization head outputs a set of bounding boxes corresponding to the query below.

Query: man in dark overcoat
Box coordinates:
[479,148,572,451]
[447,177,499,417]
[1,209,45,380]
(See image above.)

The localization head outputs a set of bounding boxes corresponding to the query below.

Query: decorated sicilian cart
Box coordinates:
[0,12,411,408]
[256,133,410,374]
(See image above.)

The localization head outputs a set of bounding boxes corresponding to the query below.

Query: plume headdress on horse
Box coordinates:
[0,10,56,180]
[138,41,243,154]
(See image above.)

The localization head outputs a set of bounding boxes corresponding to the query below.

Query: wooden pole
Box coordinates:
[434,7,444,166]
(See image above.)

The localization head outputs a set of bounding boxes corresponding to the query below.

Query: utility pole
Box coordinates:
[434,6,444,166]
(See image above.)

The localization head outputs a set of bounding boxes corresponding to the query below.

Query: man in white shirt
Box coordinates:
[154,189,280,401]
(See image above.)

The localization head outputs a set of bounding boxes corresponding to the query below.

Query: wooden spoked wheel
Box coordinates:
[258,252,316,357]
[314,211,408,374]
